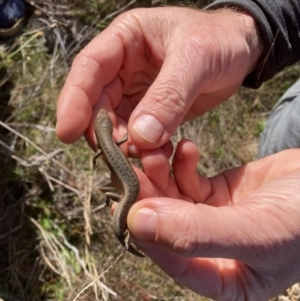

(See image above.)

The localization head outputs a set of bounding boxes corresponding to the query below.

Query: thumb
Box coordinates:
[128,197,244,258]
[128,52,207,149]
[127,195,286,264]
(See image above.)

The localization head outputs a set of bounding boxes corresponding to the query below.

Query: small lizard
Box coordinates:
[93,109,144,257]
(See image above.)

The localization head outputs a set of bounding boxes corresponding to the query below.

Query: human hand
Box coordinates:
[56,7,262,152]
[129,142,300,301]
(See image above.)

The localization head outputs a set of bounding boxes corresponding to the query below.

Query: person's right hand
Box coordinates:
[56,7,263,152]
[128,143,300,301]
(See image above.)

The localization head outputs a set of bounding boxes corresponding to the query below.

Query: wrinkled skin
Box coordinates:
[56,7,261,151]
[130,141,300,301]
[56,7,300,301]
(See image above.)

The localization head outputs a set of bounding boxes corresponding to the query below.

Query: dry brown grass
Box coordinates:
[0,0,300,300]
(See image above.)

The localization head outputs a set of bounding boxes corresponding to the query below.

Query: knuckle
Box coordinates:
[148,81,186,119]
[171,214,199,257]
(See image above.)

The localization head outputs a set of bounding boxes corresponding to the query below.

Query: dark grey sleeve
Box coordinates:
[205,0,300,88]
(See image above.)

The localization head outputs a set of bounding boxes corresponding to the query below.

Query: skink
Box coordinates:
[93,109,144,257]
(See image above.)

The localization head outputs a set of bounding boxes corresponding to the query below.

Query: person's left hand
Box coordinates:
[56,7,262,153]
[129,142,300,301]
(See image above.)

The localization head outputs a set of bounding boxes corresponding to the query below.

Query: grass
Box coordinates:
[0,0,300,300]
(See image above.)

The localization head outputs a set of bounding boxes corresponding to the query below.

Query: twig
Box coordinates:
[37,166,80,196]
[91,204,106,213]
[51,222,89,273]
[1,31,43,64]
[1,138,79,194]
[256,29,279,80]
[39,242,61,275]
[38,166,55,191]
[67,0,138,57]
[6,122,55,132]
[0,120,74,176]
[31,217,73,287]
[72,250,124,301]
[37,18,68,58]
[0,202,24,239]
[83,157,94,245]
[0,120,51,156]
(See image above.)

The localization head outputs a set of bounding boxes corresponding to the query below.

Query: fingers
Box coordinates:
[56,26,124,143]
[172,139,212,203]
[173,143,300,206]
[129,170,300,265]
[56,7,262,149]
[221,149,300,202]
[128,44,208,149]
[140,147,181,199]
[127,8,261,149]
[172,139,233,206]
[129,197,244,256]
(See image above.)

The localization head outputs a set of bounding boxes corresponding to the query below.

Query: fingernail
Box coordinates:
[133,115,164,142]
[132,208,158,240]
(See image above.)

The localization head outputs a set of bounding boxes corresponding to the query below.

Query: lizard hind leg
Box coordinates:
[124,230,144,258]
[104,192,121,212]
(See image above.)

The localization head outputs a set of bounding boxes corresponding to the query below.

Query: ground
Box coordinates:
[0,1,300,300]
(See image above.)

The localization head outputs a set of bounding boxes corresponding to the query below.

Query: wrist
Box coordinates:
[235,10,263,74]
[206,8,263,76]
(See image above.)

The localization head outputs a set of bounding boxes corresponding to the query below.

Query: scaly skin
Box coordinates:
[93,109,143,257]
